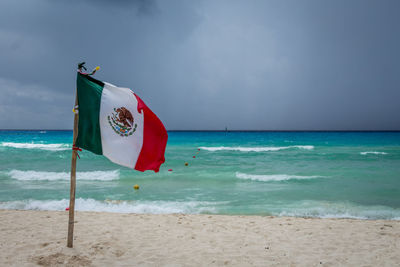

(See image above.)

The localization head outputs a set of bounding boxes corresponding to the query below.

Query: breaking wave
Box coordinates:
[236,172,323,182]
[274,200,400,220]
[1,199,399,219]
[7,170,120,181]
[360,151,388,155]
[199,145,314,152]
[1,142,69,151]
[0,198,218,214]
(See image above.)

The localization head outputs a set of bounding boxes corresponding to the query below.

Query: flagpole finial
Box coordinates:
[77,62,100,76]
[78,62,86,72]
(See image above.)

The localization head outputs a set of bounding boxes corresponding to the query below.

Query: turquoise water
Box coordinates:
[1,130,400,219]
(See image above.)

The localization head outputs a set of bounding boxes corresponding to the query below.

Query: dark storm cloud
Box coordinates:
[77,0,157,15]
[0,0,399,130]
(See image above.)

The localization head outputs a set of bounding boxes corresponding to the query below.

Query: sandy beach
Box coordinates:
[0,210,399,266]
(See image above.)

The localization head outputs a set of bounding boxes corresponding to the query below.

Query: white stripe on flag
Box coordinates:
[99,82,144,169]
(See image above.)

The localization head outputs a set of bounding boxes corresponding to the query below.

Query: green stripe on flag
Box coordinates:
[75,73,103,155]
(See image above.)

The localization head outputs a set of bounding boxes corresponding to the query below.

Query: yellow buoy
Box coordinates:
[185,162,189,166]
[133,184,140,190]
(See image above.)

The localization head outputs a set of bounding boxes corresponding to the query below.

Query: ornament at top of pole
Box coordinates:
[77,62,100,76]
[78,62,87,72]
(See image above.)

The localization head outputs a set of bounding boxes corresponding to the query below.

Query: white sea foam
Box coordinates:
[1,198,398,219]
[360,151,388,155]
[236,172,323,182]
[275,201,400,220]
[7,170,120,181]
[0,198,217,214]
[1,142,69,151]
[199,145,314,152]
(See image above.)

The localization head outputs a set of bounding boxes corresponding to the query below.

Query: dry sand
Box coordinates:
[0,210,399,266]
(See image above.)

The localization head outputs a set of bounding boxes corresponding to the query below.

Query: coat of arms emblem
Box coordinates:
[108,107,137,136]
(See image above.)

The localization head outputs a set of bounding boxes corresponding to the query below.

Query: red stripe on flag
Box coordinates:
[133,93,168,172]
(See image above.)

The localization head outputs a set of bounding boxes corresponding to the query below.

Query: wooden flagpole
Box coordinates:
[67,63,98,248]
[67,63,100,247]
[67,88,79,248]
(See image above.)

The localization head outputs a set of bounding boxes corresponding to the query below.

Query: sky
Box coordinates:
[0,0,399,130]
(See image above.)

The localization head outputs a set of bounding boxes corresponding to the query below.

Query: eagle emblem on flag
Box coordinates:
[108,107,137,136]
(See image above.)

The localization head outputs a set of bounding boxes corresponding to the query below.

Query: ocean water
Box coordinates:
[1,130,400,220]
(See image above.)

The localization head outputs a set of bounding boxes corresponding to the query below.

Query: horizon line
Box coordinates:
[1,129,400,132]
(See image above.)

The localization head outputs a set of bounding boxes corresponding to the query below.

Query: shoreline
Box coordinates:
[1,208,400,221]
[1,210,399,266]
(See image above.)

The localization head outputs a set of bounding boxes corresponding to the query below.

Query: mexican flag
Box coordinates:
[75,72,168,172]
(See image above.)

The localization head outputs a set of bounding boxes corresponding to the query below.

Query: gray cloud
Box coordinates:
[0,0,399,130]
